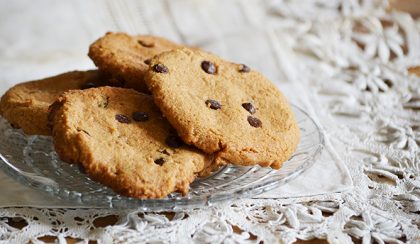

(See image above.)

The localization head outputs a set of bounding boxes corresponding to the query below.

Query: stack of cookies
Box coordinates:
[0,32,300,199]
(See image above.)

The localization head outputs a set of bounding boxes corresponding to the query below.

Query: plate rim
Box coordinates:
[0,104,324,211]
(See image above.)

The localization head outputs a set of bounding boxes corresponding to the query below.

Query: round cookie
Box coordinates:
[49,87,211,198]
[144,48,300,169]
[88,32,182,92]
[0,70,103,135]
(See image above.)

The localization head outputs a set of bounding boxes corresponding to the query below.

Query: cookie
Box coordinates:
[0,70,103,135]
[88,32,182,92]
[144,48,300,169]
[49,87,211,198]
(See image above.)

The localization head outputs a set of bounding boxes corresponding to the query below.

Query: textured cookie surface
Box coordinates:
[145,48,300,169]
[49,87,210,198]
[88,32,182,92]
[0,70,102,135]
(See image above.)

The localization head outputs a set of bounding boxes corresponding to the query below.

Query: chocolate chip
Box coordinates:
[242,102,256,114]
[201,61,216,74]
[239,64,251,73]
[144,58,151,65]
[115,114,131,123]
[154,158,165,166]
[132,111,149,122]
[205,99,221,110]
[159,149,171,155]
[247,116,262,128]
[138,39,155,48]
[153,64,169,73]
[81,82,99,90]
[165,135,184,148]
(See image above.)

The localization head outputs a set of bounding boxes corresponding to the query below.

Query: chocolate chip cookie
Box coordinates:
[144,48,300,169]
[49,87,211,198]
[0,70,103,135]
[88,32,182,92]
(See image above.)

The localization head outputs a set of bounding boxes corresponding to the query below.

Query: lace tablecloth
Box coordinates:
[0,0,419,243]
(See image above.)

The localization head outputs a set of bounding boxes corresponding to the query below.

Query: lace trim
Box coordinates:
[1,0,419,243]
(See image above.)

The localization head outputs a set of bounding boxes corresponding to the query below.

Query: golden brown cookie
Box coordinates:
[0,70,103,135]
[49,87,211,198]
[88,32,182,92]
[144,48,300,169]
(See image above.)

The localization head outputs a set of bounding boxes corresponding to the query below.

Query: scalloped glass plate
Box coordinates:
[0,105,323,210]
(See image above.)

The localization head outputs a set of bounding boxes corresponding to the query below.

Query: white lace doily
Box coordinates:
[0,0,419,243]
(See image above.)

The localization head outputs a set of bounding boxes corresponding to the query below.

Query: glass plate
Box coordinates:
[0,105,323,211]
